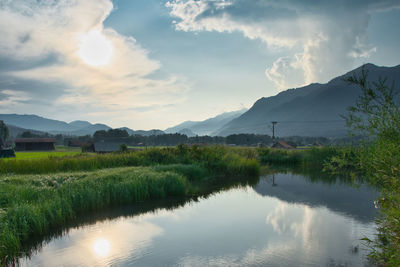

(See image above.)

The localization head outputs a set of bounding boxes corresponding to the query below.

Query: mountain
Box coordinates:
[6,124,47,138]
[65,124,111,136]
[0,114,78,132]
[0,114,163,136]
[177,128,196,137]
[165,109,247,136]
[216,63,400,137]
[69,120,92,129]
[118,127,165,136]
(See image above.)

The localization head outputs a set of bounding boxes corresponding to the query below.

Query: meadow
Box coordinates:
[5,146,82,161]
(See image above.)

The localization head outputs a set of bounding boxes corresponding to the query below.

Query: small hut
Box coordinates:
[272,140,294,149]
[93,142,120,153]
[15,138,56,151]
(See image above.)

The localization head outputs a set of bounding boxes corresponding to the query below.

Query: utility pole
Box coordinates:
[271,121,277,140]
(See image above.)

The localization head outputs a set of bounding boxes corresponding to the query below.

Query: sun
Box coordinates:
[78,30,113,67]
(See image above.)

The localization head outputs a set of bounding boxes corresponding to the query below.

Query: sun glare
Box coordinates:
[78,30,113,67]
[93,238,111,257]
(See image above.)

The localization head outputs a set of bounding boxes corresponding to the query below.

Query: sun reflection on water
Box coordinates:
[93,238,111,257]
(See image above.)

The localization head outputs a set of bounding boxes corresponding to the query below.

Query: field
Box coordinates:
[4,146,83,161]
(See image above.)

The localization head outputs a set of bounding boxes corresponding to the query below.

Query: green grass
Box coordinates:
[13,151,82,160]
[0,167,187,262]
[258,147,340,167]
[1,146,83,161]
[0,145,260,263]
[0,145,260,175]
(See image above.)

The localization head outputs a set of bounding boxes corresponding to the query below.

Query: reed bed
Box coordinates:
[258,147,341,167]
[0,145,259,176]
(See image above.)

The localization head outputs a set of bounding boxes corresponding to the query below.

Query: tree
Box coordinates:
[344,67,400,265]
[119,143,128,152]
[20,131,40,138]
[0,120,9,148]
[345,67,400,139]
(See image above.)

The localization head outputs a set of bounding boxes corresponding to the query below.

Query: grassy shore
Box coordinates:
[0,145,259,263]
[258,147,341,168]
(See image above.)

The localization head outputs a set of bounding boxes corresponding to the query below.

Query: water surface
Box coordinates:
[20,171,379,266]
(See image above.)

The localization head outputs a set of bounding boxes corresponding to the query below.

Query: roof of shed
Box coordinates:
[14,138,56,143]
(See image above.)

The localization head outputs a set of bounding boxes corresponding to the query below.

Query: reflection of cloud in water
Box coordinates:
[21,220,164,267]
[177,198,375,267]
[20,175,377,267]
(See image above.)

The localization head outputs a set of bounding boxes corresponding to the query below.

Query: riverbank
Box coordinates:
[0,146,259,264]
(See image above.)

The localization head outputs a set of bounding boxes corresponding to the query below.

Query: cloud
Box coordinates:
[166,0,400,90]
[0,0,188,127]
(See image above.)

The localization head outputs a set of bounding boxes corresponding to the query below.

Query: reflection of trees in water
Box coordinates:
[15,175,260,265]
[265,164,365,186]
[255,168,379,224]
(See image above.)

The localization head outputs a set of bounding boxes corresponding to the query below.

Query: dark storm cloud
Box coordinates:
[167,0,400,89]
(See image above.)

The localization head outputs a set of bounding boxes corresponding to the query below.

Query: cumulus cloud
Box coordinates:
[166,0,399,90]
[0,0,188,127]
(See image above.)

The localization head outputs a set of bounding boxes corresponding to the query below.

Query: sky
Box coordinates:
[0,0,399,130]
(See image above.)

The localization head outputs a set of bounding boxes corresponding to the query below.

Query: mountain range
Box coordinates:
[165,109,247,136]
[215,63,400,137]
[0,114,165,137]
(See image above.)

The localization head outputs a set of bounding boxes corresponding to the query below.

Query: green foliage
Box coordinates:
[0,146,260,176]
[0,121,9,147]
[119,143,128,152]
[323,147,362,174]
[332,67,400,265]
[345,67,400,138]
[20,131,41,138]
[258,147,340,168]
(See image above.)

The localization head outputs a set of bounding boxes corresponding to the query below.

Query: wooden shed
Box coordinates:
[93,142,121,153]
[14,138,56,151]
[272,140,294,149]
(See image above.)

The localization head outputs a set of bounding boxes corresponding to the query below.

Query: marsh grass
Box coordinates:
[0,145,260,176]
[258,147,340,167]
[0,167,187,262]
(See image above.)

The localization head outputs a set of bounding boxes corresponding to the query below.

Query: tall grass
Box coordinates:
[0,145,260,176]
[258,147,340,167]
[0,167,188,262]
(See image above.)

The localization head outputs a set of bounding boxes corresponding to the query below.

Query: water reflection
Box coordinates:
[256,172,379,223]
[19,171,377,267]
[93,238,111,257]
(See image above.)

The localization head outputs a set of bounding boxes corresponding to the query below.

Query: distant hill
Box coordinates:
[6,124,46,138]
[0,114,78,133]
[165,109,247,136]
[118,127,165,136]
[58,124,111,136]
[216,63,400,137]
[0,114,163,136]
[177,128,196,137]
[68,120,92,129]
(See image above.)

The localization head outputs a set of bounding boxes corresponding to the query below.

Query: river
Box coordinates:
[19,170,379,266]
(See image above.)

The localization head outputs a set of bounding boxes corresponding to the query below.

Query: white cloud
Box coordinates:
[0,0,188,128]
[166,0,399,90]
